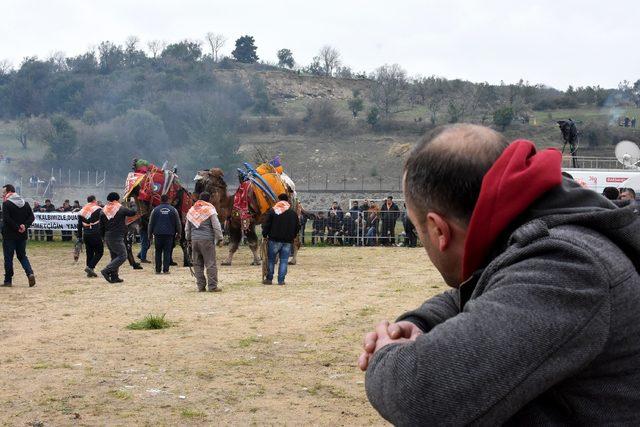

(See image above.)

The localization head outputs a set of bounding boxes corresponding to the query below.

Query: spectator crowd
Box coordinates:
[301,196,418,247]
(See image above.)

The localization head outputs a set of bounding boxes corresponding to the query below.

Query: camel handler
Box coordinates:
[99,192,137,284]
[185,192,223,292]
[261,193,300,286]
[76,195,103,278]
[358,124,640,425]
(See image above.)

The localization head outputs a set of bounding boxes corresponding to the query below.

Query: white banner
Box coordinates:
[31,212,79,231]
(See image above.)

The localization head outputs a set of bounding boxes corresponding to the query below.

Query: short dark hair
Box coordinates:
[199,192,211,202]
[160,194,169,203]
[278,193,289,201]
[602,187,619,200]
[2,184,15,193]
[561,171,574,179]
[107,192,120,202]
[404,124,509,223]
[87,195,96,203]
[45,199,51,203]
[622,188,637,198]
[387,196,393,200]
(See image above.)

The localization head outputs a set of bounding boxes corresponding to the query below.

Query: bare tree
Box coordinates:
[147,40,165,59]
[205,32,226,62]
[48,51,68,72]
[0,59,12,75]
[370,64,408,116]
[125,35,140,52]
[318,45,340,76]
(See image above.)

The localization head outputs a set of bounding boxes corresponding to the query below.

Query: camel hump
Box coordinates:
[209,168,225,178]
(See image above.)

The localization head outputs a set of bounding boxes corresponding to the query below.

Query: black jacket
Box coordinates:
[380,202,400,226]
[1,197,35,241]
[148,203,181,237]
[77,207,102,239]
[262,208,300,243]
[100,207,136,240]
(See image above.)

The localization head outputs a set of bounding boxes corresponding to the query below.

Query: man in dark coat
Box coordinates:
[148,194,181,274]
[99,192,137,283]
[262,194,300,285]
[1,184,36,287]
[379,196,400,245]
[311,211,326,245]
[77,195,103,278]
[40,199,55,241]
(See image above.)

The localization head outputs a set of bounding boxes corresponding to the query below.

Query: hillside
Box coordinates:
[1,61,640,190]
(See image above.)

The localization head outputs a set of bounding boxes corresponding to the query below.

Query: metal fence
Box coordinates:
[298,208,419,248]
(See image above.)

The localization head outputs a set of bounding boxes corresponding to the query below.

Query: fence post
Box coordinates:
[379,177,383,191]
[68,169,71,186]
[87,170,90,186]
[325,173,328,190]
[361,176,364,191]
[78,170,81,186]
[343,174,346,190]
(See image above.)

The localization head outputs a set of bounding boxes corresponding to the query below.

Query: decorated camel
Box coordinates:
[193,158,303,266]
[124,159,194,266]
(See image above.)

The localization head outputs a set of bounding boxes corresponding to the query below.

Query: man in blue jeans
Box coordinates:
[261,194,300,286]
[1,184,36,287]
[148,194,181,274]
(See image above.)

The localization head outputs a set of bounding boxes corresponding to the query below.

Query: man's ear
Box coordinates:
[426,212,451,252]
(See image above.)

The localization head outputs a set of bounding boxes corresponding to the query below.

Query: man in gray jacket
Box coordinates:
[359,124,640,425]
[185,192,223,292]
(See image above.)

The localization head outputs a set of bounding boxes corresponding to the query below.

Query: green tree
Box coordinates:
[366,107,379,127]
[161,40,202,63]
[277,49,294,69]
[44,115,78,164]
[493,106,514,131]
[348,90,364,118]
[232,35,258,63]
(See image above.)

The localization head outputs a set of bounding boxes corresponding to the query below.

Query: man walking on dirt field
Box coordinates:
[1,184,36,287]
[262,193,300,285]
[185,192,223,292]
[358,124,640,425]
[99,192,137,283]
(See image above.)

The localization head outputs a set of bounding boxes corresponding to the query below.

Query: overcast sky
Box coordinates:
[2,0,638,90]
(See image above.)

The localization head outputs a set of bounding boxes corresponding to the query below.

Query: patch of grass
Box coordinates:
[322,325,338,334]
[61,289,77,295]
[33,362,49,370]
[127,314,171,330]
[181,408,206,419]
[238,336,261,348]
[307,383,348,399]
[358,306,377,317]
[109,390,132,400]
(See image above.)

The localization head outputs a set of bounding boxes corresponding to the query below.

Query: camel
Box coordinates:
[193,167,302,266]
[124,161,194,267]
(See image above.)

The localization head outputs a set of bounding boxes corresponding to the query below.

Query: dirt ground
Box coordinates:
[0,242,446,426]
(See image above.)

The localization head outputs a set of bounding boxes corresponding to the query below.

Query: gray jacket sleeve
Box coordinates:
[396,289,460,332]
[365,239,610,426]
[211,214,223,243]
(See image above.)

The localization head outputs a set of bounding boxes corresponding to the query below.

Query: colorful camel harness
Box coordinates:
[124,159,192,221]
[232,159,295,231]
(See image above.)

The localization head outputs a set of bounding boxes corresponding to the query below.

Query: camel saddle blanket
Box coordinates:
[233,181,253,231]
[251,169,288,215]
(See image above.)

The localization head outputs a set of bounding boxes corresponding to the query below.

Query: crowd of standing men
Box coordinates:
[304,196,417,247]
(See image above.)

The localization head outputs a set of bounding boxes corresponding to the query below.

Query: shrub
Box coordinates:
[127,313,171,330]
